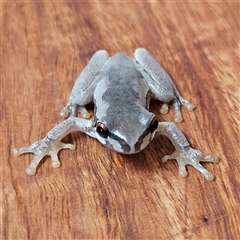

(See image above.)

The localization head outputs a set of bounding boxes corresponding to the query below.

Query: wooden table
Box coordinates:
[2,1,239,239]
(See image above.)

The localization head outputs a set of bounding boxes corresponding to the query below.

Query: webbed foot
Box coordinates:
[162,148,219,181]
[172,98,195,122]
[13,138,75,175]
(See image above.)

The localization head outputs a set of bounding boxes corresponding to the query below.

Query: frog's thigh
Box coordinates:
[70,50,109,106]
[139,69,174,102]
[134,48,175,102]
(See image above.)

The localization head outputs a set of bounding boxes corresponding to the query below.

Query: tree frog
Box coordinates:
[13,48,218,180]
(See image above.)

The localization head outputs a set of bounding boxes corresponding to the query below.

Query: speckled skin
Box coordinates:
[13,48,218,179]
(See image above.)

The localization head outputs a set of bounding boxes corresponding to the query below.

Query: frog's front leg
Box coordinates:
[13,118,94,175]
[60,50,109,118]
[134,48,195,122]
[156,122,219,180]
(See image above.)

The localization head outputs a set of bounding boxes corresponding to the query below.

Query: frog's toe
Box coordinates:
[180,98,195,111]
[174,111,183,122]
[13,147,30,156]
[179,167,188,178]
[162,153,188,177]
[62,103,79,117]
[203,171,215,181]
[49,151,61,169]
[202,155,219,163]
[13,142,40,156]
[25,154,45,175]
[61,143,76,150]
[190,160,215,181]
[184,101,195,111]
[160,103,169,115]
[79,106,91,119]
[48,141,75,168]
[60,106,70,118]
[161,154,171,163]
[172,100,183,122]
[26,166,37,175]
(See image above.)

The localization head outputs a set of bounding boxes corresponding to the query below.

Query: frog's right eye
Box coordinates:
[96,122,109,138]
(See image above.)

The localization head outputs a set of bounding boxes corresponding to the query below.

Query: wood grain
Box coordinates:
[1,1,239,239]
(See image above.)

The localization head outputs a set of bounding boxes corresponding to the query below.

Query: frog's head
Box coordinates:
[94,108,158,154]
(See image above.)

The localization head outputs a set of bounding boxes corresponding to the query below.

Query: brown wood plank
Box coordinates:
[1,1,239,239]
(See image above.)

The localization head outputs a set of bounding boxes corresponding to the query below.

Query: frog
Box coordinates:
[13,48,219,180]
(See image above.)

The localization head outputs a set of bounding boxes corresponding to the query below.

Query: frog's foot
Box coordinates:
[13,139,75,175]
[60,104,90,119]
[162,148,219,181]
[172,97,195,122]
[60,104,79,118]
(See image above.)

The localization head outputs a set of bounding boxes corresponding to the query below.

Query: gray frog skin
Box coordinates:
[13,48,219,180]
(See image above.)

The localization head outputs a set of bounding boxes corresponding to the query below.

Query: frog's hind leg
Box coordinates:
[60,50,109,118]
[134,48,195,122]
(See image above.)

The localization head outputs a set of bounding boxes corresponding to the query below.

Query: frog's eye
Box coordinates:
[96,122,109,138]
[149,117,158,133]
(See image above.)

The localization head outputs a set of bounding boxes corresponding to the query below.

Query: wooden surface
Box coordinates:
[1,1,239,239]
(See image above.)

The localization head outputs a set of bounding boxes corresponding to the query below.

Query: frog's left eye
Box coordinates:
[149,117,158,133]
[96,122,109,138]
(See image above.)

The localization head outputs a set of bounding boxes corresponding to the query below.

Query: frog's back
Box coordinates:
[96,52,149,104]
[93,52,150,130]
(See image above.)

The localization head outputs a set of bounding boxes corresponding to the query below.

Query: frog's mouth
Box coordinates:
[105,132,131,153]
[102,130,155,154]
[134,130,155,153]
